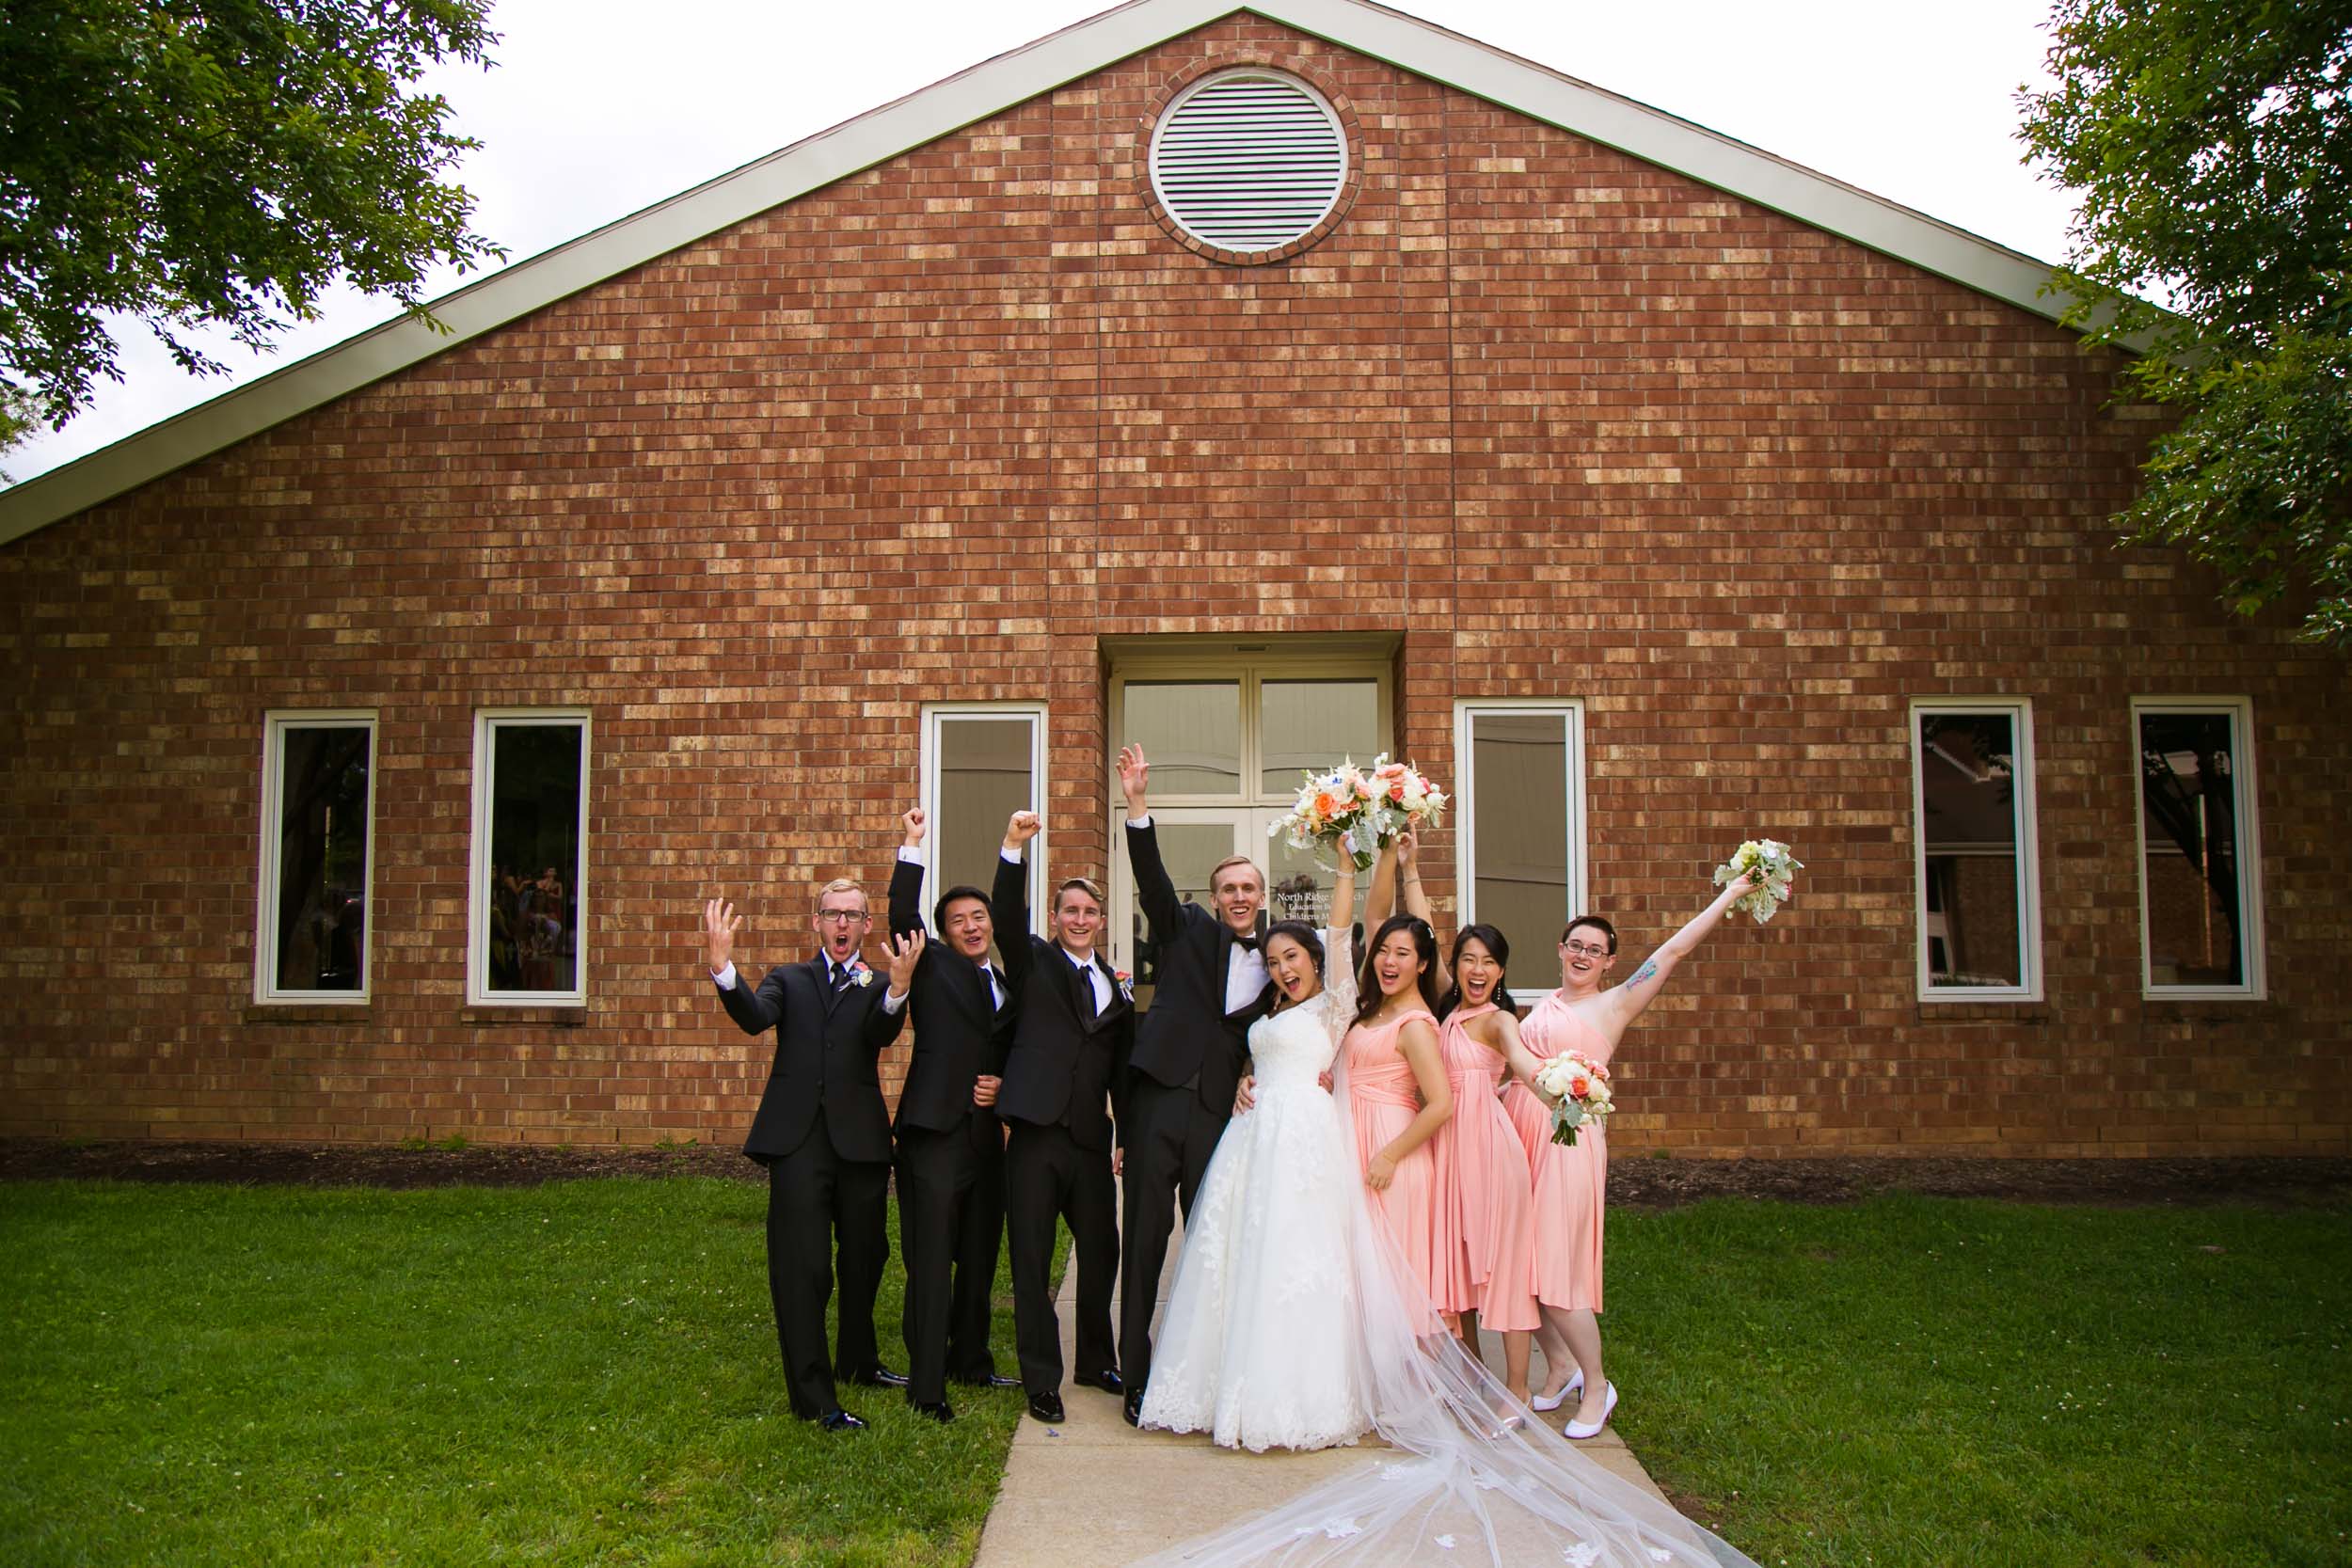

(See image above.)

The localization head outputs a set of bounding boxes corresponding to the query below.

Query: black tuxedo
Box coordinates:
[714,950,905,1419]
[888,855,1017,1405]
[1119,817,1275,1397]
[993,850,1131,1398]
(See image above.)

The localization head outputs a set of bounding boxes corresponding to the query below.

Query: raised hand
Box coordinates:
[1116,744,1150,815]
[1003,809,1042,850]
[901,806,928,848]
[886,927,925,994]
[703,896,741,972]
[1395,827,1420,874]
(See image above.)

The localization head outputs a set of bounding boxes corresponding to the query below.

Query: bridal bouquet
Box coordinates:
[1713,838,1803,924]
[1533,1050,1613,1147]
[1269,755,1448,872]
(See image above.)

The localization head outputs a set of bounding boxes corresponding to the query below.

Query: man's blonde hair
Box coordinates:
[1209,855,1265,893]
[813,878,869,914]
[1056,877,1107,911]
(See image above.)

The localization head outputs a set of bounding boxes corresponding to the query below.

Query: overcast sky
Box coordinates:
[5,0,2081,487]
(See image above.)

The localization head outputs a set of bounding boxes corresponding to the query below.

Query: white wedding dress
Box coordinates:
[1138,924,1372,1450]
[1132,924,1761,1568]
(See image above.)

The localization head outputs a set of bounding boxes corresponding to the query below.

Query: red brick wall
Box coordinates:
[3,17,2345,1155]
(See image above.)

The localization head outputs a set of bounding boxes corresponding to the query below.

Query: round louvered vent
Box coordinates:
[1150,69,1347,256]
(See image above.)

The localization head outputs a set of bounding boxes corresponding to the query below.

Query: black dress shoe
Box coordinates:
[1073,1369,1124,1397]
[912,1400,955,1424]
[1122,1387,1144,1427]
[1025,1390,1065,1423]
[953,1370,1021,1390]
[817,1408,866,1432]
[844,1365,910,1389]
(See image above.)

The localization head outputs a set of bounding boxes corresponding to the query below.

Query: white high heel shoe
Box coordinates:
[1530,1369,1584,1414]
[1563,1381,1617,1440]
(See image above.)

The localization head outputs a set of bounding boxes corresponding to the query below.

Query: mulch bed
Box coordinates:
[4,1138,2347,1208]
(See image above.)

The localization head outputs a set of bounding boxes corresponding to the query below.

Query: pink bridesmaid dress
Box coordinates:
[1344,1006,1443,1305]
[1502,990,1611,1314]
[1429,1003,1541,1332]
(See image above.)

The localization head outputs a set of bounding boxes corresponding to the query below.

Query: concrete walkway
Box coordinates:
[972,1220,1672,1568]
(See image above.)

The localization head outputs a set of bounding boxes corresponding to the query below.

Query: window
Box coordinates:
[2134,699,2264,997]
[1454,703,1587,994]
[469,710,589,1006]
[1107,651,1391,989]
[1912,701,2042,1001]
[921,705,1046,942]
[256,711,376,1003]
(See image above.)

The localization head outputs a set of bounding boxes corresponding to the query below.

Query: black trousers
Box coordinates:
[1004,1117,1120,1398]
[1118,1074,1232,1397]
[893,1109,1006,1404]
[761,1120,890,1420]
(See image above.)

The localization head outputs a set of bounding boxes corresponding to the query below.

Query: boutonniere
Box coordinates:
[1114,970,1135,1001]
[850,963,875,987]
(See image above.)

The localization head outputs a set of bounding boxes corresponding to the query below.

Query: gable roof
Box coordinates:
[0,0,2090,547]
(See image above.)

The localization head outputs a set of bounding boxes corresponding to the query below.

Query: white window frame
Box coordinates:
[468,707,592,1007]
[2131,696,2265,1000]
[255,709,378,1005]
[1105,650,1393,975]
[1910,698,2042,1003]
[1454,700,1588,998]
[920,703,1048,942]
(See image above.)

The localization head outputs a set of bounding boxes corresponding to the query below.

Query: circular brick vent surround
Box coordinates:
[1149,69,1348,258]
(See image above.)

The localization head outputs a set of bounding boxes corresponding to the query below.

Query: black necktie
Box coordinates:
[1076,960,1099,1020]
[830,962,851,993]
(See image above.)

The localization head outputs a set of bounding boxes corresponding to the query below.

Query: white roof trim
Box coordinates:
[0,0,2099,546]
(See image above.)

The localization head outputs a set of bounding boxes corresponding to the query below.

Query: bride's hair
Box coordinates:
[1261,920,1326,981]
[1354,913,1442,1023]
[1436,923,1516,1019]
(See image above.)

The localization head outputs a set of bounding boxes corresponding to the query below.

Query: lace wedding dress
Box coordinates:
[1134,923,1760,1568]
[1138,922,1373,1451]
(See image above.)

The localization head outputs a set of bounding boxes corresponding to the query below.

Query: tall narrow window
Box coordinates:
[1912,702,2041,1001]
[2135,699,2263,997]
[470,711,589,1006]
[922,705,1045,941]
[1455,703,1585,993]
[257,712,376,1003]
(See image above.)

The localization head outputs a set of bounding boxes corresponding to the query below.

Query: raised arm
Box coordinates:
[888,807,928,942]
[994,811,1039,991]
[1602,870,1756,1032]
[705,895,783,1035]
[1361,840,1399,928]
[1119,744,1188,942]
[1390,829,1448,998]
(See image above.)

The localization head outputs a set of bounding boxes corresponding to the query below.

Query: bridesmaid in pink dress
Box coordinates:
[1429,924,1549,1402]
[1342,912,1454,1310]
[1502,871,1760,1440]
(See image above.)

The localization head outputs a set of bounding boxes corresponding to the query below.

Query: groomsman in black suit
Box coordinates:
[1113,743,1276,1425]
[991,810,1132,1423]
[887,806,1021,1422]
[704,879,914,1432]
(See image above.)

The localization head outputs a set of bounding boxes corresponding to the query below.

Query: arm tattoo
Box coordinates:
[1630,960,1660,987]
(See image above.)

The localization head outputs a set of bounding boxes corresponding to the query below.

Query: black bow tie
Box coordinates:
[1232,934,1260,953]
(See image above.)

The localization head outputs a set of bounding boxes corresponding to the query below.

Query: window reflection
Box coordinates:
[1123,681,1243,796]
[1470,712,1570,992]
[1918,713,2024,989]
[485,722,583,996]
[2138,710,2245,988]
[272,725,370,993]
[1261,680,1380,792]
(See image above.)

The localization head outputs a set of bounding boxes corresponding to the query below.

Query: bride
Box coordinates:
[1133,841,1759,1568]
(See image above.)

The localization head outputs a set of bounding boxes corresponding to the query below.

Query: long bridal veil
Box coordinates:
[1134,930,1758,1568]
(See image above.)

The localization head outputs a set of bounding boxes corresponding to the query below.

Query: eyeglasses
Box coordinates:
[817,910,869,925]
[1562,941,1612,958]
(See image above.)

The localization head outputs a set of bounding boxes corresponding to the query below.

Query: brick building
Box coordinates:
[3,0,2344,1157]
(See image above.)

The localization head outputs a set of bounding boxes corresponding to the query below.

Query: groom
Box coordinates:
[1115,743,1275,1425]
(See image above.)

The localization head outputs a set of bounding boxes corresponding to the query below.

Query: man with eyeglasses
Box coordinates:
[705,877,914,1432]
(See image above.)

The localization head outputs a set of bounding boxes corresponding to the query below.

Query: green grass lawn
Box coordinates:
[4,1181,2345,1567]
[1607,1195,2352,1567]
[0,1178,1030,1568]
